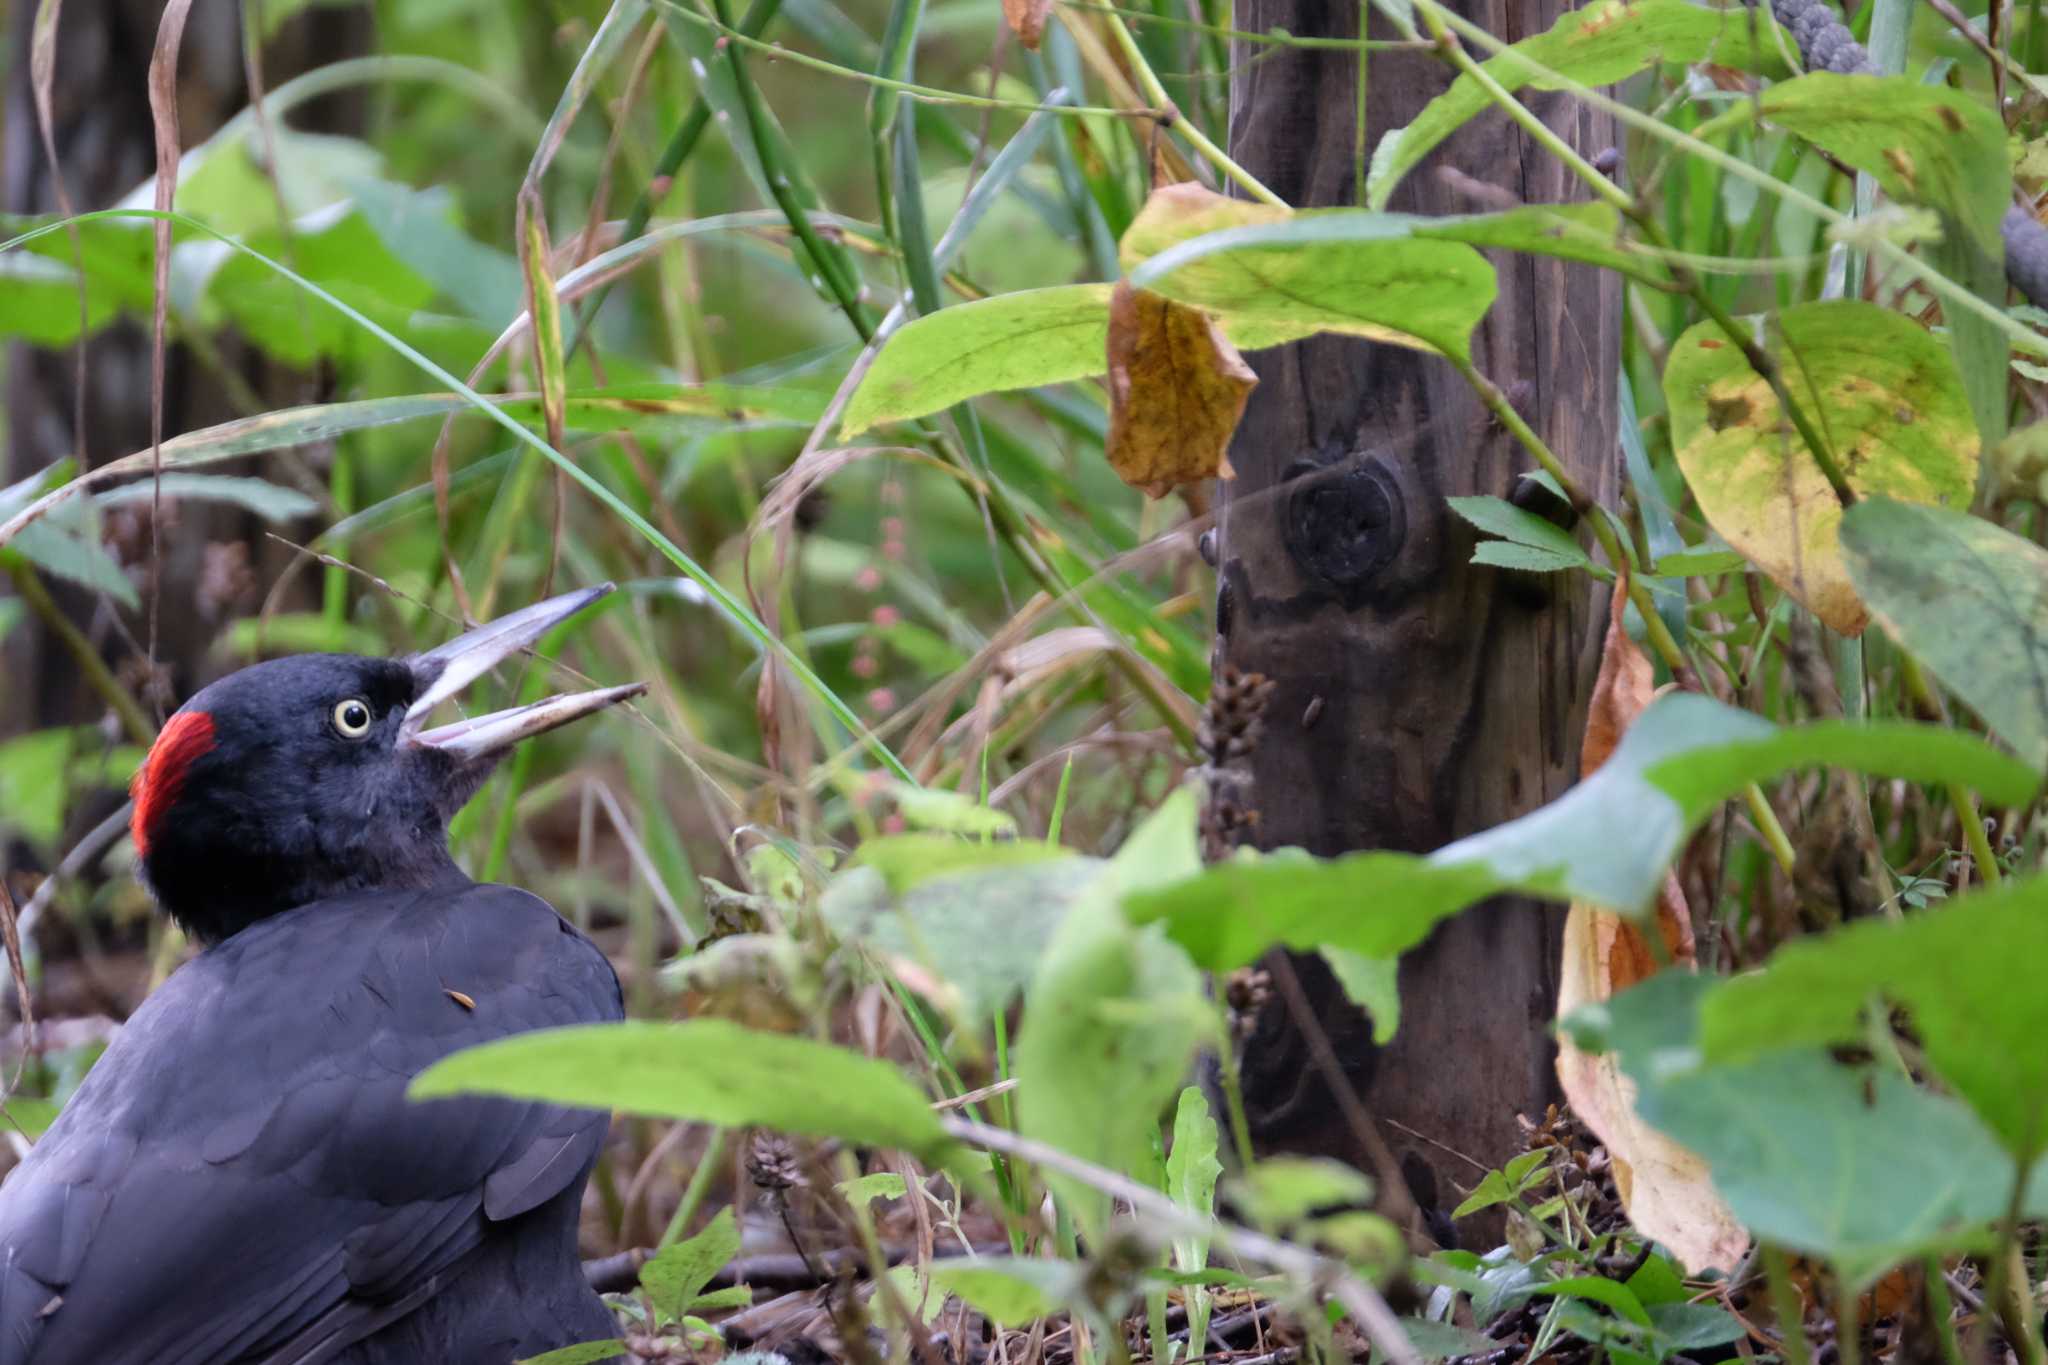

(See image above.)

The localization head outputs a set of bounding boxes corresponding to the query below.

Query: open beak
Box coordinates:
[401,584,645,765]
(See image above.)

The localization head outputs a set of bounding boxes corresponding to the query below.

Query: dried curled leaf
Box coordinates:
[1104,281,1252,498]
[1555,583,1745,1275]
[1003,0,1053,48]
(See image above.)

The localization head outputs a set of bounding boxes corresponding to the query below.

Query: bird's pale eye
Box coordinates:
[331,698,374,739]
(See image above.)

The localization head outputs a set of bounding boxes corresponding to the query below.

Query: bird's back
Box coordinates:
[0,881,623,1365]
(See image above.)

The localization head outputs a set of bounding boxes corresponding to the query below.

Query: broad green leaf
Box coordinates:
[1646,1303,1747,1352]
[1663,301,1978,634]
[200,209,437,366]
[1581,973,2048,1287]
[0,730,75,846]
[1530,1277,1652,1328]
[925,1258,1078,1327]
[410,1019,951,1159]
[848,834,1076,893]
[1126,694,2036,968]
[841,284,1114,436]
[8,521,137,609]
[1126,214,1495,361]
[1755,74,2008,256]
[1016,788,1207,1237]
[1841,498,2048,771]
[1319,945,1401,1043]
[1368,0,1789,209]
[819,858,1100,1019]
[1233,1156,1374,1229]
[0,252,118,344]
[1698,872,2048,1154]
[640,1207,740,1322]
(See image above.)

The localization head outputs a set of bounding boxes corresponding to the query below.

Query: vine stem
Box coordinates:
[1096,8,1289,208]
[1899,654,2001,888]
[1409,0,1852,509]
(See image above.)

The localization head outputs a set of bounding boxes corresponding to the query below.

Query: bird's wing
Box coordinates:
[0,883,622,1365]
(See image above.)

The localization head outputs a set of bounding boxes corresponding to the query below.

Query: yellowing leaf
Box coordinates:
[1663,301,1978,635]
[1119,181,1290,273]
[1556,584,1745,1275]
[1104,281,1252,497]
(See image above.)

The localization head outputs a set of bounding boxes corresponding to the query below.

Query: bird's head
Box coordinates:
[129,585,644,944]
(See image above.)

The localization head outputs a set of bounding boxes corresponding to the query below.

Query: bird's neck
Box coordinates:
[154,843,471,947]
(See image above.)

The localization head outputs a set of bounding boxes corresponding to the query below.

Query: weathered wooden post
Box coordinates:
[1215,0,1621,1228]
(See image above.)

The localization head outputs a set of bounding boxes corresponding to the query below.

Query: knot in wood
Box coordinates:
[1282,454,1405,606]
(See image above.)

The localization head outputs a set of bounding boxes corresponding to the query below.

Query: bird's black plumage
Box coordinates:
[0,590,639,1364]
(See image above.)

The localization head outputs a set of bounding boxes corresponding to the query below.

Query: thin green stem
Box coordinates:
[6,561,154,747]
[706,0,874,341]
[656,0,1133,117]
[1745,783,1799,877]
[564,0,787,366]
[1922,1254,1969,1365]
[1098,7,1288,208]
[1900,654,2001,888]
[658,1126,728,1247]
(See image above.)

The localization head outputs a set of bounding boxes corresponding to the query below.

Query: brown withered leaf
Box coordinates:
[1002,0,1053,48]
[1555,581,1745,1274]
[1104,280,1253,498]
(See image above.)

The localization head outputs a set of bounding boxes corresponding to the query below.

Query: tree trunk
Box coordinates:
[0,1,368,738]
[1216,0,1620,1239]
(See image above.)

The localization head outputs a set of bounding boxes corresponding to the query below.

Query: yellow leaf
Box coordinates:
[1104,281,1253,498]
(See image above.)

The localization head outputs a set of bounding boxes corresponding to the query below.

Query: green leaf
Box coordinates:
[925,1258,1078,1327]
[848,834,1076,893]
[1368,0,1789,209]
[1016,788,1207,1237]
[1166,1086,1222,1267]
[1126,695,2036,968]
[1470,540,1597,575]
[516,1342,627,1365]
[1841,498,2048,771]
[1580,971,2048,1287]
[1233,1156,1374,1229]
[1698,871,2048,1154]
[410,1019,952,1159]
[1530,1277,1652,1328]
[840,285,1113,436]
[838,1172,908,1207]
[640,1207,740,1323]
[96,474,317,521]
[1646,1303,1748,1352]
[819,857,1100,1019]
[1663,301,1978,634]
[0,730,76,847]
[8,521,137,609]
[1126,214,1495,361]
[687,1285,755,1312]
[1319,946,1401,1043]
[889,783,1018,837]
[1447,495,1588,559]
[1754,74,2008,255]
